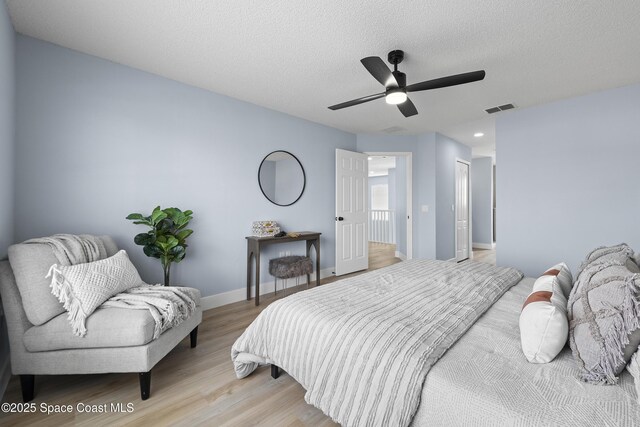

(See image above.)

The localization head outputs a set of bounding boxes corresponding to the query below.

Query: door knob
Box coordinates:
[336,216,344,221]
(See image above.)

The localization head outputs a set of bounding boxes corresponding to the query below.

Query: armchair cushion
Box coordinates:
[8,235,117,326]
[23,307,156,352]
[23,288,202,352]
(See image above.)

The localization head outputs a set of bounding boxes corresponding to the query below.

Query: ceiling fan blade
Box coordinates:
[361,56,398,87]
[328,92,385,110]
[406,70,485,93]
[397,98,418,117]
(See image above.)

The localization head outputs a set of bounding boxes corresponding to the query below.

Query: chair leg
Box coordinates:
[271,364,280,379]
[190,326,198,348]
[306,273,311,289]
[274,277,277,296]
[139,371,151,400]
[20,375,35,402]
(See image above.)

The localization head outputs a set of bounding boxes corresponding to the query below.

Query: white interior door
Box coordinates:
[455,160,470,262]
[335,149,368,276]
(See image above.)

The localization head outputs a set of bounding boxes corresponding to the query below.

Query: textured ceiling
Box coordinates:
[7,0,640,149]
[440,116,496,159]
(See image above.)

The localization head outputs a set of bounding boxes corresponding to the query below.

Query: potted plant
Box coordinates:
[126,206,194,286]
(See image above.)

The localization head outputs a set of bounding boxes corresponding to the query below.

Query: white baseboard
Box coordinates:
[394,251,407,261]
[0,358,10,402]
[473,242,496,250]
[200,267,335,311]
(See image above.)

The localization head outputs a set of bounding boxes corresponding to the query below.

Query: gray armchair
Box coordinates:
[0,235,202,401]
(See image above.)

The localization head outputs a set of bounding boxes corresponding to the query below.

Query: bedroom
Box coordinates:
[1,1,640,426]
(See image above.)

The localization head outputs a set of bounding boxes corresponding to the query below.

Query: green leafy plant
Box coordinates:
[126,206,194,286]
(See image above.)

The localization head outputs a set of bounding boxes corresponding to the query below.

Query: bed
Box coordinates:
[231,259,640,426]
[413,277,640,426]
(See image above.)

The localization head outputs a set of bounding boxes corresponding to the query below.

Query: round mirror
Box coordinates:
[258,150,306,206]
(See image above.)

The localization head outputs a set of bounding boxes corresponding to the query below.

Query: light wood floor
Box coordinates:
[1,244,495,426]
[323,242,401,284]
[470,247,496,265]
[0,243,400,426]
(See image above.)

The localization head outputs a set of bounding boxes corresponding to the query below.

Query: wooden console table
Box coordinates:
[246,232,321,306]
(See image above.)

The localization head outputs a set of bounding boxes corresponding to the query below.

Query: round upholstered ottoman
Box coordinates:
[268,255,313,295]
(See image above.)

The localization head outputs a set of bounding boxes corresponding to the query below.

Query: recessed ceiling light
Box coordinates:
[368,157,372,160]
[474,132,484,138]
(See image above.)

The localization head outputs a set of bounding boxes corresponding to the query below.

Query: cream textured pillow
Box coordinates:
[519,266,569,363]
[47,250,145,336]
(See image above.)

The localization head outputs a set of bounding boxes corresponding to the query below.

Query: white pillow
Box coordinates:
[544,262,573,298]
[519,268,569,363]
[47,250,145,336]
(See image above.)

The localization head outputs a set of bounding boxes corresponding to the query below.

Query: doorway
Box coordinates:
[455,159,471,262]
[335,149,413,277]
[366,152,412,262]
[368,153,408,265]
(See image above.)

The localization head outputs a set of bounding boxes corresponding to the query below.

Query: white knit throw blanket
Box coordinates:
[103,286,198,339]
[25,233,105,265]
[32,234,196,338]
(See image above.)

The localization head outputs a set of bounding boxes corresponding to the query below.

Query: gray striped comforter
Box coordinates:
[231,259,523,427]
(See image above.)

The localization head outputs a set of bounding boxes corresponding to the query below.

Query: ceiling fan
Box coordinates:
[328,50,485,117]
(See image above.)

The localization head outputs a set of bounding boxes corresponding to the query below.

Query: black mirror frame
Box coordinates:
[258,150,306,207]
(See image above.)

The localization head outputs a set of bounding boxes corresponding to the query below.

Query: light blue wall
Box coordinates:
[387,170,396,211]
[387,168,398,246]
[416,133,438,260]
[471,157,493,245]
[356,133,438,259]
[14,36,356,296]
[435,133,472,260]
[497,83,640,277]
[0,0,14,399]
[0,0,13,400]
[393,156,408,256]
[0,1,14,259]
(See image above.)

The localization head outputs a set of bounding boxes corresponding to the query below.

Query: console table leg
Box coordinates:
[315,239,321,286]
[255,252,261,306]
[247,250,253,301]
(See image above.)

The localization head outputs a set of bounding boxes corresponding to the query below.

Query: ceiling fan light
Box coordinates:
[385,90,407,105]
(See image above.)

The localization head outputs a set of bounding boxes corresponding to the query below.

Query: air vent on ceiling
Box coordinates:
[381,126,405,133]
[485,103,516,114]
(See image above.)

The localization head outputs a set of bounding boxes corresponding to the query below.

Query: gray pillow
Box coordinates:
[568,259,640,384]
[8,235,117,325]
[576,243,634,278]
